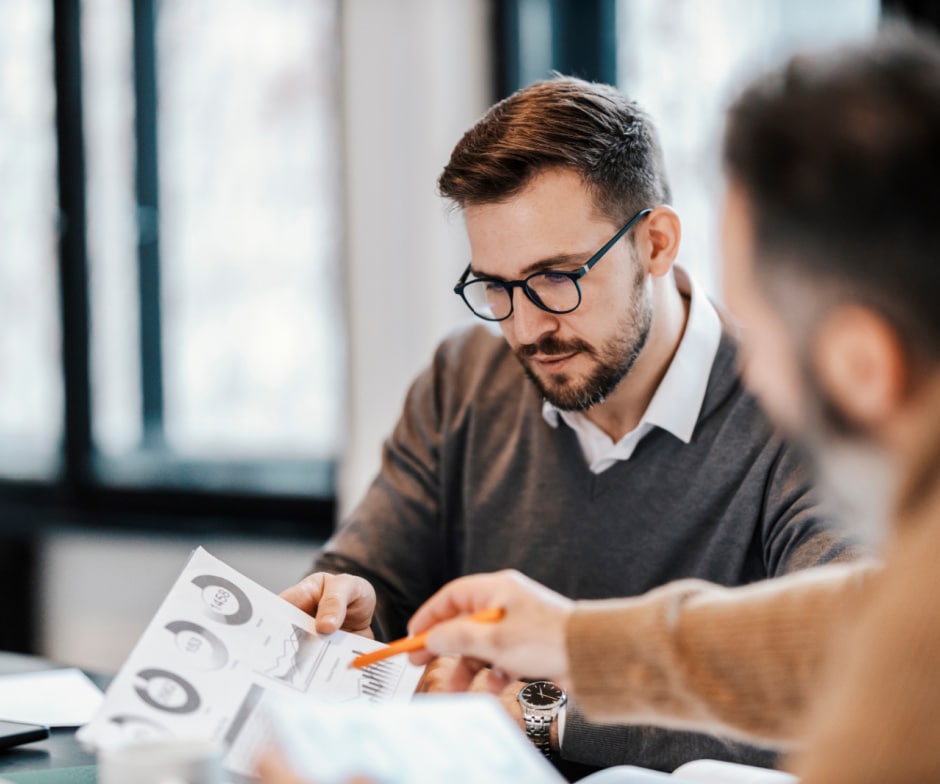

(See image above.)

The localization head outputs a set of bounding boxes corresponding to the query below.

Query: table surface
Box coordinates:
[0,652,106,775]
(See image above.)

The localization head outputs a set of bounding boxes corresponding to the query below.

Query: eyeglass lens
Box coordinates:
[461,273,580,320]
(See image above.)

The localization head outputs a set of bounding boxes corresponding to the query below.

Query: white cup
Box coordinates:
[98,738,224,784]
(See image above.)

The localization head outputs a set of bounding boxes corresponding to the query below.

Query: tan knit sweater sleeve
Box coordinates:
[566,561,877,747]
[792,513,940,783]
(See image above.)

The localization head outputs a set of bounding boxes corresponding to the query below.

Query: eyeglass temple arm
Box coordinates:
[454,207,653,287]
[454,263,472,291]
[578,208,653,277]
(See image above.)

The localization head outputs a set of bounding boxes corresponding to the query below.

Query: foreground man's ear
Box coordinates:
[812,305,908,431]
[644,205,682,277]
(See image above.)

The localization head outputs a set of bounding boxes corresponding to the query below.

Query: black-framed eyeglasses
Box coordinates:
[453,208,653,322]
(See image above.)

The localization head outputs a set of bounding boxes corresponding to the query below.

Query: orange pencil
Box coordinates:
[349,607,505,669]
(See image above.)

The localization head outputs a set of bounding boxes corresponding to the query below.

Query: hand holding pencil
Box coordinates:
[350,607,506,669]
[400,569,575,693]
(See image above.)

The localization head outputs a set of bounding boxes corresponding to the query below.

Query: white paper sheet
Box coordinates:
[267,693,566,784]
[78,547,425,781]
[0,668,104,727]
[672,760,799,784]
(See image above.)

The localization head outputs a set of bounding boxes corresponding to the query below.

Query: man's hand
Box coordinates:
[418,655,560,752]
[407,569,574,687]
[280,573,376,638]
[418,654,523,717]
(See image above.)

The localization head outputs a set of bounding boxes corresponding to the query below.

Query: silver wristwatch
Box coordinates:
[518,680,567,757]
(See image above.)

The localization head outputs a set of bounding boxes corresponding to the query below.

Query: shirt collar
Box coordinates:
[541,266,722,445]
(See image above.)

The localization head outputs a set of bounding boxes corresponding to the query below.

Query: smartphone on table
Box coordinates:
[0,720,50,750]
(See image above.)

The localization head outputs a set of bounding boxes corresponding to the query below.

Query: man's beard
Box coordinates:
[755,268,897,547]
[514,275,653,412]
[798,367,896,548]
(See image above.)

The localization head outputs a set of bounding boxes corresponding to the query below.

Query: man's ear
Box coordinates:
[643,205,681,277]
[811,305,908,428]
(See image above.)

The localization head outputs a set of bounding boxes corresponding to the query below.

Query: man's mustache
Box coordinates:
[516,336,593,359]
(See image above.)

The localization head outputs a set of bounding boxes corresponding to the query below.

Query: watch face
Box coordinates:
[520,681,565,707]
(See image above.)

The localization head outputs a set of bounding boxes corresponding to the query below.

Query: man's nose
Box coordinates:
[508,290,558,346]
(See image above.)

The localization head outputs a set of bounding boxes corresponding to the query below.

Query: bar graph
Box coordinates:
[352,650,406,702]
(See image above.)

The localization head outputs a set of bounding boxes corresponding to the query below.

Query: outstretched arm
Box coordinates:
[409,561,877,747]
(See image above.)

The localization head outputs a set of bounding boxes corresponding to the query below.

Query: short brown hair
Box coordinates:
[724,25,940,358]
[439,76,671,224]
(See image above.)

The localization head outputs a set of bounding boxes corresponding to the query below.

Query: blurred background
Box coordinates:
[0,0,928,672]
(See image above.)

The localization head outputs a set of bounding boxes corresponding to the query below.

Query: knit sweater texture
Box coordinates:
[567,389,940,782]
[792,383,940,783]
[314,324,862,771]
[567,560,877,744]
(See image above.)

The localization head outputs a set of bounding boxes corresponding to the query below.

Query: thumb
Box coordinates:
[316,574,375,635]
[314,576,354,633]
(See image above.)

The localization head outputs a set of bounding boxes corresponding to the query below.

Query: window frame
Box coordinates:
[0,0,336,541]
[492,0,617,99]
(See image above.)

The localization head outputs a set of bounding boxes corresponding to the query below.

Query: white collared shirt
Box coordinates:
[541,267,722,474]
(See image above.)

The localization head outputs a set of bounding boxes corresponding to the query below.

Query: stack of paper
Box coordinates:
[77,548,425,781]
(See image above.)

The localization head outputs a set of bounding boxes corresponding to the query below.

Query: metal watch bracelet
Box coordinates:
[522,713,554,756]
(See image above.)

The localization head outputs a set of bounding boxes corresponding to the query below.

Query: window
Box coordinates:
[84,0,343,496]
[616,0,880,295]
[0,1,60,481]
[1,0,343,534]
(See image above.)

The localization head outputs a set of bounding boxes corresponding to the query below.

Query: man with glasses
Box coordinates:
[453,206,651,326]
[281,77,861,774]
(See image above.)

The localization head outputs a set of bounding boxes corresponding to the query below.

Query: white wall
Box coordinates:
[339,0,487,512]
[39,0,490,672]
[39,533,318,672]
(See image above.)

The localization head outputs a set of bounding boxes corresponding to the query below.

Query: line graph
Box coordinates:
[263,624,329,691]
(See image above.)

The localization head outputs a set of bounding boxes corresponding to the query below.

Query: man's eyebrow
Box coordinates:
[470,252,587,281]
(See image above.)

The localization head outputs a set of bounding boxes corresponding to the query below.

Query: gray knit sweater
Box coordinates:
[314,324,861,773]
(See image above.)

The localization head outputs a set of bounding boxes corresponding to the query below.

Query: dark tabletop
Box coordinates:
[0,652,108,774]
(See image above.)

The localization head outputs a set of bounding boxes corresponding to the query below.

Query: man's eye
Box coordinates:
[483,281,505,293]
[540,272,570,284]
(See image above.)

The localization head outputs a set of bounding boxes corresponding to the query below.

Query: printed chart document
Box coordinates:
[264,692,798,784]
[78,547,425,781]
[267,693,566,784]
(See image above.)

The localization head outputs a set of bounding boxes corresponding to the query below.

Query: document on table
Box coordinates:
[0,668,103,727]
[267,693,566,784]
[77,547,425,781]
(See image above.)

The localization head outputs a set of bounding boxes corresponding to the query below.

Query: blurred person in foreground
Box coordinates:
[276,73,864,773]
[401,25,940,784]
